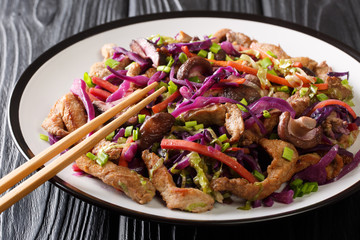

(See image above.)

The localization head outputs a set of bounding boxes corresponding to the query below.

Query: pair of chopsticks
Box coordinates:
[0,82,165,213]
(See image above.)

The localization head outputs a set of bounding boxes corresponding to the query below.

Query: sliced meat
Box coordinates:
[272,91,290,100]
[212,28,231,43]
[287,91,311,117]
[326,76,353,101]
[143,67,157,78]
[126,62,142,77]
[182,103,226,126]
[76,154,155,204]
[89,56,131,78]
[226,31,253,48]
[138,113,175,150]
[130,38,167,67]
[175,31,192,43]
[92,139,122,160]
[321,111,349,139]
[224,103,244,143]
[294,153,321,173]
[101,43,117,59]
[142,150,214,212]
[42,92,87,137]
[251,42,290,59]
[290,57,317,71]
[220,74,261,103]
[211,139,299,200]
[314,61,332,80]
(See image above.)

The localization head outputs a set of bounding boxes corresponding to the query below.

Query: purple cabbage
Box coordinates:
[70,79,95,122]
[271,189,294,204]
[166,38,212,54]
[334,149,360,181]
[106,80,130,102]
[242,96,296,119]
[327,71,349,80]
[105,70,127,81]
[179,86,192,99]
[294,144,339,185]
[107,66,149,86]
[113,47,150,70]
[112,128,125,142]
[175,156,190,170]
[124,143,138,162]
[220,41,240,56]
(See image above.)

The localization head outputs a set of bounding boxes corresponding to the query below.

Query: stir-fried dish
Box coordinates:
[41,28,360,213]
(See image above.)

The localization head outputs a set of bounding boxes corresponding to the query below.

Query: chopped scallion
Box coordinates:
[105,131,115,141]
[185,121,197,128]
[104,58,120,69]
[210,43,221,54]
[168,81,178,95]
[252,170,265,181]
[166,56,174,67]
[39,134,49,142]
[266,50,277,58]
[225,55,233,61]
[138,114,146,124]
[259,57,273,69]
[197,49,208,58]
[193,123,204,131]
[96,151,109,166]
[207,51,215,60]
[132,128,139,141]
[221,142,230,152]
[157,65,171,73]
[282,147,294,161]
[83,72,95,88]
[299,87,309,97]
[316,93,329,102]
[188,76,201,83]
[124,126,134,137]
[86,152,97,161]
[263,110,271,118]
[179,52,188,63]
[315,77,324,84]
[218,134,228,143]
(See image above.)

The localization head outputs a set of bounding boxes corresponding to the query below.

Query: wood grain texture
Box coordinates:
[1,0,360,239]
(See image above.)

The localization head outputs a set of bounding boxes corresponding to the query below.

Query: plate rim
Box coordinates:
[7,11,360,225]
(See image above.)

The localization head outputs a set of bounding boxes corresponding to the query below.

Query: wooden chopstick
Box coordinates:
[0,83,166,213]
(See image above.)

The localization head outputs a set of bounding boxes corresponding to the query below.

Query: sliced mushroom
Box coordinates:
[278,112,322,149]
[130,38,167,67]
[138,112,175,150]
[176,56,212,81]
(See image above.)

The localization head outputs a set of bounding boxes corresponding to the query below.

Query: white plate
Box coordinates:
[8,12,360,224]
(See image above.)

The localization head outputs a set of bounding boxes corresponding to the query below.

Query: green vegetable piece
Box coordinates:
[86,152,97,161]
[299,87,309,97]
[118,181,128,193]
[316,93,329,101]
[179,52,188,64]
[252,170,265,181]
[188,76,201,83]
[193,123,204,131]
[188,152,212,194]
[105,131,115,141]
[168,80,178,95]
[341,79,349,85]
[104,58,120,69]
[259,57,273,69]
[225,54,233,61]
[310,84,318,94]
[282,147,294,161]
[197,49,208,58]
[263,110,271,119]
[138,114,146,124]
[166,56,174,67]
[185,120,197,128]
[266,50,277,58]
[157,65,171,73]
[207,51,215,60]
[132,128,139,141]
[185,202,207,212]
[221,142,230,152]
[124,126,134,137]
[315,77,324,84]
[157,81,169,90]
[279,86,289,93]
[39,134,49,142]
[210,43,221,54]
[237,98,248,112]
[237,200,251,210]
[267,69,278,76]
[290,178,303,188]
[83,72,95,88]
[96,151,109,166]
[218,134,228,143]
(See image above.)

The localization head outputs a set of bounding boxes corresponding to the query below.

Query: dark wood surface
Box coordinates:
[1,0,360,239]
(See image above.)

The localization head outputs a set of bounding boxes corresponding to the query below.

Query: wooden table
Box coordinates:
[1,0,360,239]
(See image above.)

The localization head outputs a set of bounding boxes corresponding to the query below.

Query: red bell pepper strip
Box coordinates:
[308,99,357,119]
[160,139,257,183]
[92,76,119,93]
[89,88,111,101]
[152,90,181,113]
[225,147,250,154]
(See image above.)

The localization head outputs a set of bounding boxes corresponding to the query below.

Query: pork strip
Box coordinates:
[76,155,155,204]
[142,150,214,213]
